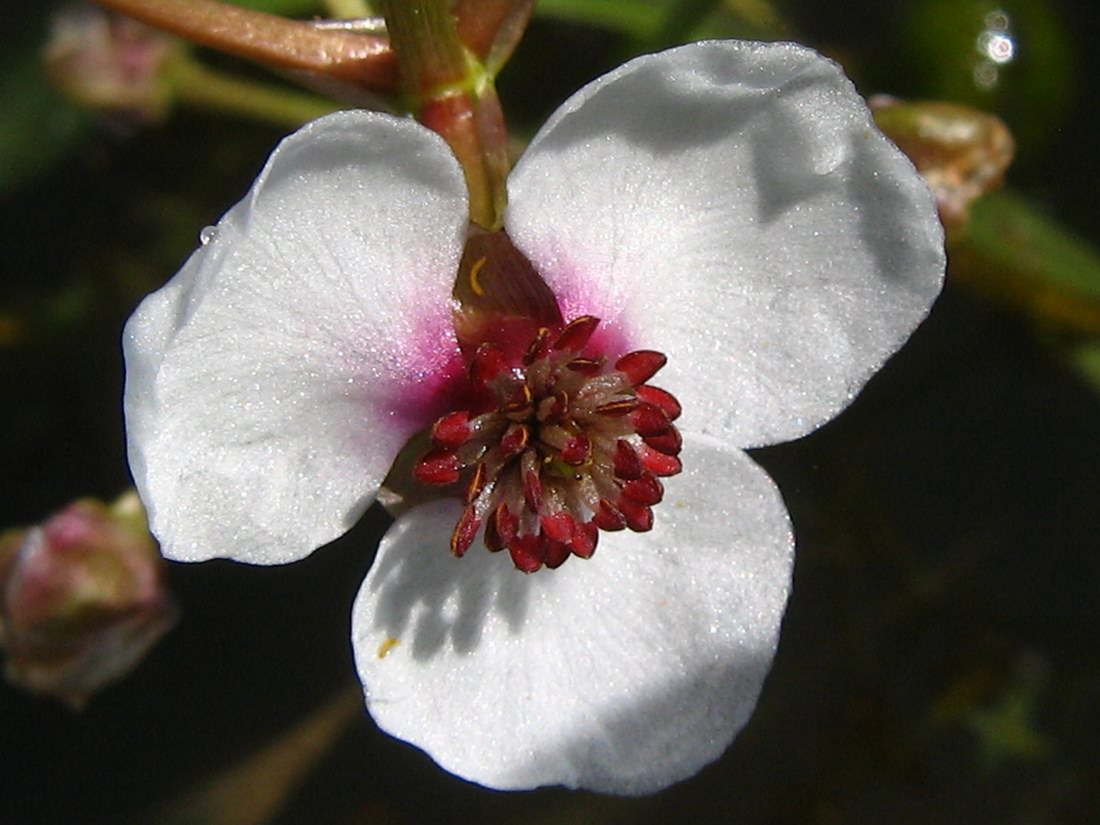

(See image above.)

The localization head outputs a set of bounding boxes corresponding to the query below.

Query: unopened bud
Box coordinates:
[43,4,181,125]
[0,492,176,709]
[871,97,1015,230]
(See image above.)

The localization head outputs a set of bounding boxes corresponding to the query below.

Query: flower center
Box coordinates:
[414,315,683,572]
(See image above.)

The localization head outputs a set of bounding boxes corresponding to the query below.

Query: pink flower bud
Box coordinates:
[0,492,175,709]
[43,5,180,125]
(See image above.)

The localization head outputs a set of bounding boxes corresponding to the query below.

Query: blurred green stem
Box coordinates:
[174,60,340,126]
[323,0,372,17]
[659,0,723,44]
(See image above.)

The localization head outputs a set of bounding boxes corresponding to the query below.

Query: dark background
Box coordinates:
[2,1,1098,823]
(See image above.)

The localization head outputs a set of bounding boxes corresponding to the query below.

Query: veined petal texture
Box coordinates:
[353,435,793,794]
[124,112,469,564]
[507,40,945,448]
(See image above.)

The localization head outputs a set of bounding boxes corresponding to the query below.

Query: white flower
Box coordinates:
[123,41,944,794]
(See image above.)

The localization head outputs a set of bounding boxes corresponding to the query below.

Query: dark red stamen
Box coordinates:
[450,506,481,557]
[509,535,544,573]
[615,350,667,386]
[414,448,461,485]
[640,445,682,477]
[632,403,671,437]
[622,473,664,506]
[643,427,682,456]
[552,315,600,353]
[613,440,643,480]
[416,314,682,572]
[594,500,627,531]
[431,411,472,448]
[544,539,572,569]
[636,385,682,421]
[618,497,654,532]
[561,434,591,465]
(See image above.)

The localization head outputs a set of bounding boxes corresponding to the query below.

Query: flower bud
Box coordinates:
[43,4,181,125]
[0,492,176,709]
[871,96,1015,230]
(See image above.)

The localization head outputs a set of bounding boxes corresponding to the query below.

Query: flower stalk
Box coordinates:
[93,0,399,90]
[380,0,512,229]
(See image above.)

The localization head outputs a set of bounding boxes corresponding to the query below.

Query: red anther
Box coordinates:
[594,398,638,417]
[501,383,534,418]
[413,448,461,485]
[566,357,604,376]
[622,473,664,506]
[450,506,481,557]
[593,500,627,531]
[561,433,591,465]
[636,385,682,421]
[613,439,643,480]
[643,425,682,456]
[615,350,667,386]
[494,502,518,544]
[523,327,552,365]
[414,288,682,569]
[431,410,472,448]
[552,315,600,353]
[618,497,654,532]
[572,520,598,559]
[499,423,530,456]
[632,402,671,437]
[540,511,574,544]
[541,391,567,424]
[639,445,682,476]
[544,540,571,569]
[464,461,488,504]
[484,513,504,551]
[509,535,545,573]
[523,469,543,511]
[469,343,508,390]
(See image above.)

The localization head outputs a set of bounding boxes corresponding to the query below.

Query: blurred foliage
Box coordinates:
[901,0,1072,151]
[2,1,1099,823]
[0,34,91,193]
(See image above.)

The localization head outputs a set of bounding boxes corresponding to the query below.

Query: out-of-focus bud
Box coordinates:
[43,4,182,125]
[0,492,176,709]
[870,96,1015,230]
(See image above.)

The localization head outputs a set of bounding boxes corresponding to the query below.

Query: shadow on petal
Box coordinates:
[847,136,945,289]
[367,503,534,660]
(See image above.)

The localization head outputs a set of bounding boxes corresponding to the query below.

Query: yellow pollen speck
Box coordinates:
[377,637,401,659]
[469,256,488,296]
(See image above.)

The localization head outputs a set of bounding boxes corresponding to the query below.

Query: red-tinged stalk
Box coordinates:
[380,0,511,229]
[94,0,398,90]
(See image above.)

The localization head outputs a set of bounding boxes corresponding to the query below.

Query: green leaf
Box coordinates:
[966,191,1100,302]
[1072,344,1100,397]
[535,0,672,40]
[951,190,1100,335]
[229,0,325,14]
[0,41,90,195]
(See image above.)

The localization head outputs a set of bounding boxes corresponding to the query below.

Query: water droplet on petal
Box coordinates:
[199,225,217,245]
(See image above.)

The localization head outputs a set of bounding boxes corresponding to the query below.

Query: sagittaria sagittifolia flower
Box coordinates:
[123,41,944,794]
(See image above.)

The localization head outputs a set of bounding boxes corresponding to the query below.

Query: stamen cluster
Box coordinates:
[414,315,683,572]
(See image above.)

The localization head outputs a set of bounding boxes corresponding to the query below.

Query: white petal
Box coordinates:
[124,111,469,564]
[353,434,793,794]
[507,40,944,448]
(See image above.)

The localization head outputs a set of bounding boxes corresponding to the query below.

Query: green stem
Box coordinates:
[323,0,372,18]
[174,61,340,127]
[380,0,510,229]
[378,0,470,102]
